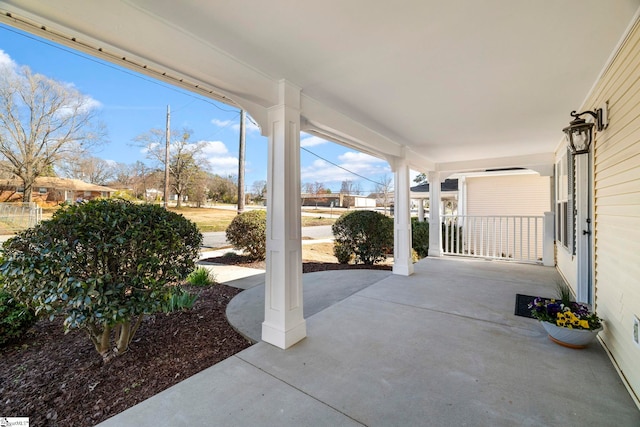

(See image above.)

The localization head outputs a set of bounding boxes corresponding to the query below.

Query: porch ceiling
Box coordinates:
[1,1,638,171]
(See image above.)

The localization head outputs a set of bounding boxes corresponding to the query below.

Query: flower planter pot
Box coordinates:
[541,321,602,349]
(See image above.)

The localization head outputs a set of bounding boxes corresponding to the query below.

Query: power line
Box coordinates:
[0,24,239,113]
[205,112,241,140]
[300,146,385,187]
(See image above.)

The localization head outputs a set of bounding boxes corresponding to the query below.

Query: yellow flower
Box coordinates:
[579,320,590,329]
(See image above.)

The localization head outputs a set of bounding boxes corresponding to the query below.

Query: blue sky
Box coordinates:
[0,23,395,194]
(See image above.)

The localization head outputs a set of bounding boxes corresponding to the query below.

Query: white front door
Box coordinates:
[574,152,593,304]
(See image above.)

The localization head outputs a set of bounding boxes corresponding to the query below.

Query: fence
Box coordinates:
[0,202,43,233]
[441,214,545,263]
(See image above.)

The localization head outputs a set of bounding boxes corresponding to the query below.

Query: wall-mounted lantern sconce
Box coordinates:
[562,105,608,155]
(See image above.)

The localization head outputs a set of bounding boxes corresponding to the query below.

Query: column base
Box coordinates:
[428,248,442,257]
[262,319,307,349]
[392,262,414,276]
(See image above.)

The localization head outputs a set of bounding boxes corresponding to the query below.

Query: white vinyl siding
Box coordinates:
[464,173,550,261]
[466,174,551,217]
[589,17,640,404]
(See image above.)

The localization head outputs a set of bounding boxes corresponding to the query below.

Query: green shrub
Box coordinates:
[187,267,216,286]
[0,290,37,346]
[0,199,202,362]
[162,287,198,313]
[226,210,267,260]
[333,243,353,264]
[331,210,393,265]
[411,218,429,258]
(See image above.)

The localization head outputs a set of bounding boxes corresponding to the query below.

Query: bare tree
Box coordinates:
[110,162,135,187]
[340,180,361,208]
[187,169,210,208]
[135,128,209,208]
[251,180,267,203]
[375,174,393,215]
[57,153,115,184]
[0,65,105,202]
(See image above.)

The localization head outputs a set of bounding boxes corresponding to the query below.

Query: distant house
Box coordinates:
[409,178,459,216]
[301,193,375,208]
[0,177,117,204]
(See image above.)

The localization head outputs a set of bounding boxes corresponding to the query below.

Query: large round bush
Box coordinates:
[0,290,36,346]
[411,217,429,258]
[0,199,202,362]
[226,210,267,260]
[331,210,393,265]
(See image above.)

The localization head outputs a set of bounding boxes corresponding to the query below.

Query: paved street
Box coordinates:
[202,225,333,249]
[0,225,334,249]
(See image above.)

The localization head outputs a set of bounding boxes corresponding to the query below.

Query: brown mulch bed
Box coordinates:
[0,258,390,426]
[205,253,393,273]
[0,285,251,427]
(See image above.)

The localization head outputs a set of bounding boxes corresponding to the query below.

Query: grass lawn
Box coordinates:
[169,206,335,231]
[168,207,239,232]
[0,204,336,235]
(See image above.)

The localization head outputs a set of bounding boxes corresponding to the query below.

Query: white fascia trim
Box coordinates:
[436,152,555,174]
[301,96,436,172]
[0,3,277,113]
[301,94,404,159]
[449,169,539,179]
[403,147,436,173]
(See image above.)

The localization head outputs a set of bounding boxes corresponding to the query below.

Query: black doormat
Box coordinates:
[515,294,541,318]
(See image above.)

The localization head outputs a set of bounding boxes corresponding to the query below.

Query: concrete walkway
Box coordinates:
[226,269,391,342]
[99,257,640,426]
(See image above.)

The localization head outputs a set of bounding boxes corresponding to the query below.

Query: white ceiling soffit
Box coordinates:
[1,0,639,172]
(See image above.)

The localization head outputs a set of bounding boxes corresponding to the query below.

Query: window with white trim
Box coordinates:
[556,150,574,252]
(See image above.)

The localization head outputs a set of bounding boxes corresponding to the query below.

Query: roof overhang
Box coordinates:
[1,1,638,172]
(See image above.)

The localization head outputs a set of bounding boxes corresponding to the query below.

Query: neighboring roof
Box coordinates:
[410,179,459,193]
[0,177,117,193]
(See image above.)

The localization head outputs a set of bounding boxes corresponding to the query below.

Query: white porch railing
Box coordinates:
[441,215,545,264]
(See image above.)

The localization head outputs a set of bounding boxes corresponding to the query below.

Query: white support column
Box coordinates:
[418,199,425,222]
[262,80,306,349]
[428,171,442,257]
[393,161,414,276]
[543,211,555,267]
[458,176,466,215]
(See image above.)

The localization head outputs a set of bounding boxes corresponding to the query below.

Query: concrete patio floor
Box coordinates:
[99,257,640,426]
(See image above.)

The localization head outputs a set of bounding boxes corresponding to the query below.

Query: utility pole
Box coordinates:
[237,109,246,214]
[164,105,170,209]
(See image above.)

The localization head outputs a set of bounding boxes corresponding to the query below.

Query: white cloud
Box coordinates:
[211,118,233,127]
[0,49,16,69]
[300,151,390,186]
[197,140,239,176]
[300,134,328,148]
[80,96,102,112]
[212,116,261,133]
[209,156,239,176]
[140,142,160,155]
[338,151,384,164]
[200,140,229,155]
[231,120,260,133]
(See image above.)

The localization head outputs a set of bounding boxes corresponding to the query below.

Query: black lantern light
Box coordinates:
[562,108,606,155]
